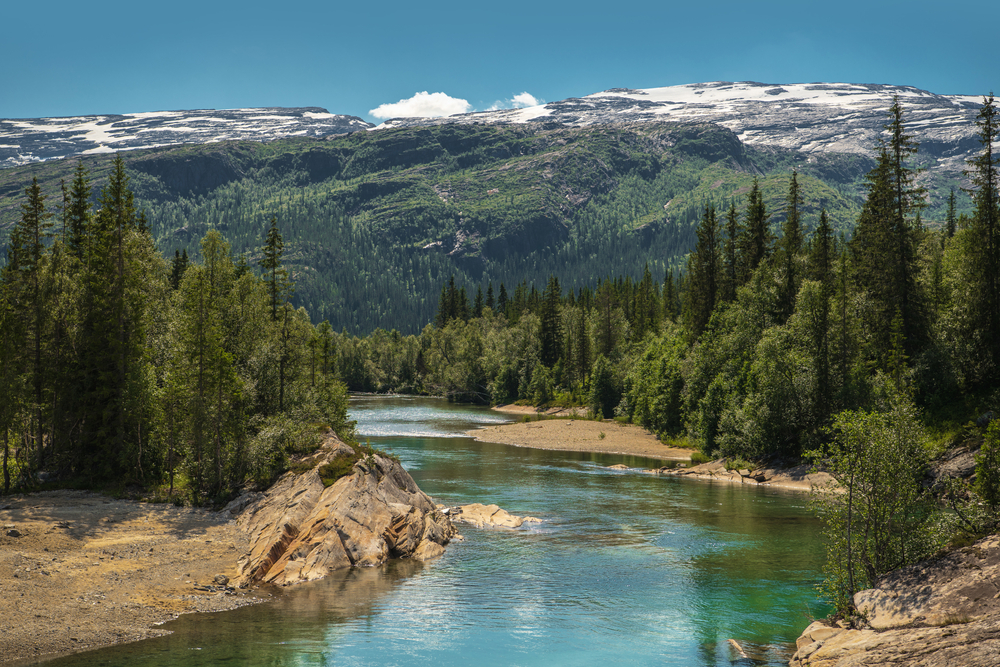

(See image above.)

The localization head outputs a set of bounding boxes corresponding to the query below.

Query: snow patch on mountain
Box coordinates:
[376,81,986,180]
[0,108,373,167]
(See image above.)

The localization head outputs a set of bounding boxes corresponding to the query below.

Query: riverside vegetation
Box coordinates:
[1,94,998,621]
[1,155,353,504]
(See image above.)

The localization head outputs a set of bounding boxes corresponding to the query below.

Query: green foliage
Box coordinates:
[976,421,1000,510]
[588,354,619,419]
[811,380,941,615]
[318,455,358,487]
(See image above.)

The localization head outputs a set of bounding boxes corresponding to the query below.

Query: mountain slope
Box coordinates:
[0,81,986,334]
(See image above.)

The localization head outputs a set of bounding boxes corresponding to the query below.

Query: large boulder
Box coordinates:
[233,434,455,587]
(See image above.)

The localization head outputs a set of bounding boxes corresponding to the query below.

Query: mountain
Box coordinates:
[0,107,373,167]
[0,82,986,334]
[377,81,985,197]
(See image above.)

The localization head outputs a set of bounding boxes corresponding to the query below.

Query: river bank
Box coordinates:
[466,417,695,461]
[0,491,262,665]
[468,415,835,492]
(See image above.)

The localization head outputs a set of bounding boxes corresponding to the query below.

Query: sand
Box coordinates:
[467,416,696,461]
[0,491,263,665]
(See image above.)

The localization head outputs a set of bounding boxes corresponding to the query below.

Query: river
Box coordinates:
[42,396,829,666]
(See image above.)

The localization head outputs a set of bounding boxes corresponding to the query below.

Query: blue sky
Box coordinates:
[3,0,996,122]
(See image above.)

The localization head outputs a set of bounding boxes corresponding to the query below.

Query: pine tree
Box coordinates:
[721,201,739,302]
[8,177,53,468]
[851,99,927,367]
[777,171,803,319]
[498,283,509,316]
[539,275,563,366]
[170,249,189,290]
[963,92,1000,383]
[809,209,834,414]
[260,216,290,321]
[738,178,771,282]
[945,188,957,239]
[685,204,721,338]
[485,282,495,311]
[66,160,92,260]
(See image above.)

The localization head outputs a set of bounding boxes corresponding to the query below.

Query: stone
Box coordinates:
[449,503,541,529]
[213,575,229,586]
[607,464,628,470]
[7,528,21,537]
[235,433,455,588]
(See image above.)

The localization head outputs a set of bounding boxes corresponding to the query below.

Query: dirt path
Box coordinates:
[0,490,262,664]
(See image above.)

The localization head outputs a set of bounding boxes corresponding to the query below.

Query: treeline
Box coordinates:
[0,157,351,501]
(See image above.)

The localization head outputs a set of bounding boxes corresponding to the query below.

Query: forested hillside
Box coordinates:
[2,120,966,334]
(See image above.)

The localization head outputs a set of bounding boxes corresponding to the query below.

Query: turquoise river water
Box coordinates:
[41,396,830,666]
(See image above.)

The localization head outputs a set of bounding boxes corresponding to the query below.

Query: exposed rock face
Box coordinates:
[446,503,542,529]
[232,434,455,587]
[790,535,1000,666]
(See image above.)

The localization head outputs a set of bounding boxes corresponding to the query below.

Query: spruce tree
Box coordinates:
[261,216,290,322]
[685,204,721,338]
[945,188,957,239]
[473,285,484,318]
[738,178,771,283]
[485,282,495,311]
[67,160,92,260]
[777,171,803,319]
[9,177,53,468]
[498,283,509,317]
[964,92,1000,383]
[540,275,563,366]
[721,201,739,302]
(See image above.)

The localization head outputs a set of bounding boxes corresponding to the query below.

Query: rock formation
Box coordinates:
[790,534,1000,666]
[230,433,455,587]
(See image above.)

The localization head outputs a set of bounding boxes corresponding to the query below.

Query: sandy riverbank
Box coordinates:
[469,414,835,492]
[0,491,263,665]
[467,417,696,461]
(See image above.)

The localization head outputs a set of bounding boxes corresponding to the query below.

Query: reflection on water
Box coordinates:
[47,396,829,667]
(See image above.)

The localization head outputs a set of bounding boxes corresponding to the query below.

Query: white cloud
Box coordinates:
[369,91,472,119]
[511,92,540,108]
[487,92,543,111]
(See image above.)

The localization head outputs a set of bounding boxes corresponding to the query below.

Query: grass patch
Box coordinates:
[690,451,713,465]
[934,614,973,626]
[318,455,358,487]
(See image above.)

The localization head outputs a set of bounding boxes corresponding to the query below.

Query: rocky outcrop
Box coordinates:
[231,433,455,588]
[445,503,541,529]
[790,535,1000,666]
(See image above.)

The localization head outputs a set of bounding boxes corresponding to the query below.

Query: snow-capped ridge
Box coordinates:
[1,107,373,167]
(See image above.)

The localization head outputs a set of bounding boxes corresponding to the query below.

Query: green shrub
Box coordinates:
[690,451,713,465]
[318,455,359,487]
